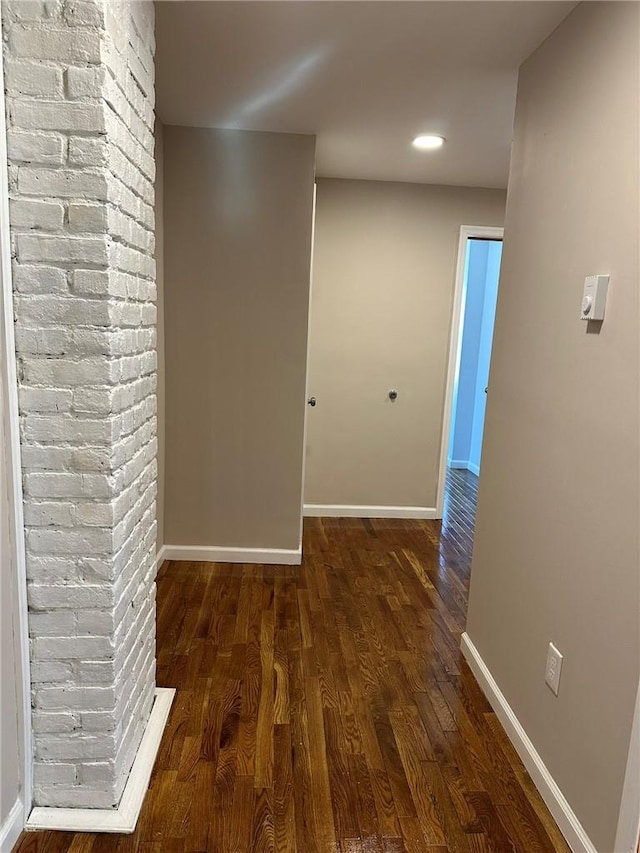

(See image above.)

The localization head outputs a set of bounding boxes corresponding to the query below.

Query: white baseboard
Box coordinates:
[449,459,480,476]
[0,797,24,853]
[303,504,438,519]
[156,545,167,567]
[162,544,302,565]
[460,634,597,853]
[26,687,175,834]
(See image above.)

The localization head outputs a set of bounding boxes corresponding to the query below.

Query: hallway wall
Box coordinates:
[466,3,640,850]
[163,126,315,554]
[305,179,505,511]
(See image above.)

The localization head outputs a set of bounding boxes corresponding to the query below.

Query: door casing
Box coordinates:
[0,21,33,828]
[436,224,503,517]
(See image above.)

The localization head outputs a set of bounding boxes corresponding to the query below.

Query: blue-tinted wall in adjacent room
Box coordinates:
[449,239,502,475]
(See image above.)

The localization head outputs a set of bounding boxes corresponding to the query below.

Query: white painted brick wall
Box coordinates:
[2,0,157,809]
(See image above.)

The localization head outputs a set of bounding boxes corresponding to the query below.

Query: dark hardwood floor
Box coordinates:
[15,469,570,852]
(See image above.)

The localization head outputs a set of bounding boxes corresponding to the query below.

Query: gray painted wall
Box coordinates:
[305,179,505,509]
[155,120,165,553]
[466,4,640,849]
[163,126,316,551]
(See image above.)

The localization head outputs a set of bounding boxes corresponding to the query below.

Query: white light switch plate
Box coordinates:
[545,642,563,696]
[581,274,609,321]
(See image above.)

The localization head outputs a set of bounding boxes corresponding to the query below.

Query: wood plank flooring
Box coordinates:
[15,469,570,852]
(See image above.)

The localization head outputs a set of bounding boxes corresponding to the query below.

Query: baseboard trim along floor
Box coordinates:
[448,460,481,477]
[161,545,302,565]
[303,504,439,519]
[0,796,24,852]
[460,633,597,853]
[26,687,175,835]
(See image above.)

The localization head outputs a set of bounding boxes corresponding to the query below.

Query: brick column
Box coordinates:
[2,0,157,808]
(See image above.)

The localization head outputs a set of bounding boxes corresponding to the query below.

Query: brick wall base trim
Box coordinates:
[162,544,303,566]
[26,688,174,835]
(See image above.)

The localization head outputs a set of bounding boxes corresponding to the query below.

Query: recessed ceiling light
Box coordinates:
[412,134,445,150]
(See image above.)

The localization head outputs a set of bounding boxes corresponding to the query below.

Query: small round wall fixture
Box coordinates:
[412,134,445,150]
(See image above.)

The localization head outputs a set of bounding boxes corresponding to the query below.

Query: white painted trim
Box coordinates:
[615,680,640,853]
[299,181,317,545]
[0,17,33,819]
[448,459,470,469]
[436,225,503,518]
[156,544,167,567]
[303,504,438,519]
[162,545,302,565]
[0,798,24,853]
[448,459,480,476]
[460,633,597,853]
[26,687,175,834]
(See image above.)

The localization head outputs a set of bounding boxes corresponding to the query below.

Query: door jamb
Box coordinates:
[615,679,640,853]
[435,224,504,518]
[298,182,317,550]
[0,31,33,821]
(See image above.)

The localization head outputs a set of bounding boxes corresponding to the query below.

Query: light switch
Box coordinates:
[581,275,609,321]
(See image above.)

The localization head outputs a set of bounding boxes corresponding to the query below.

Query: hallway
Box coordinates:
[15,473,569,853]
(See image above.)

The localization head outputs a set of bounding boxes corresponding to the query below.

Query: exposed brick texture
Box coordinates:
[2,0,157,808]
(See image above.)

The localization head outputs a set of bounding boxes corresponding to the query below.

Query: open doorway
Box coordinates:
[437,226,503,517]
[448,236,503,476]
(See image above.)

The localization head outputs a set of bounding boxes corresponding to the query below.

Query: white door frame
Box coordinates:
[0,31,33,827]
[298,182,317,550]
[615,679,640,853]
[435,224,504,518]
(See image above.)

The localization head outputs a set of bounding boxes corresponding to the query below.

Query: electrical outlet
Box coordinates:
[545,642,563,696]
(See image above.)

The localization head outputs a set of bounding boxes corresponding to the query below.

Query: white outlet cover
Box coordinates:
[545,642,563,696]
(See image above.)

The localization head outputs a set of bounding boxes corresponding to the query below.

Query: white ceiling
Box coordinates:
[155,1,576,189]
